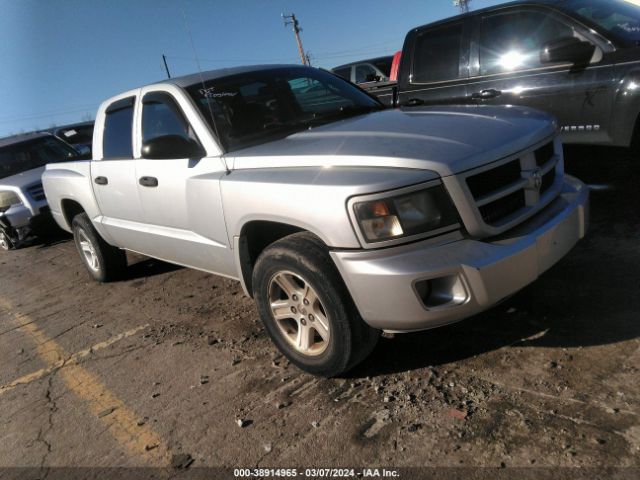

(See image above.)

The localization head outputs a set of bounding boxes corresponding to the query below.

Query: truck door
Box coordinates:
[468,6,616,145]
[91,95,147,248]
[133,89,233,275]
[396,19,472,107]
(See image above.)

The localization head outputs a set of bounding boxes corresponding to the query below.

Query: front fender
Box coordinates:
[221,166,439,249]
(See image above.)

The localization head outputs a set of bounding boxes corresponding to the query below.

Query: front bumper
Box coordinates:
[0,205,54,246]
[331,175,589,332]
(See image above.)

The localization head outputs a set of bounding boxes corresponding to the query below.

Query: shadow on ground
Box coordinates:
[125,257,183,280]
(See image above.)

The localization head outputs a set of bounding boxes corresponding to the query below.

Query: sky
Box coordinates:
[0,0,507,138]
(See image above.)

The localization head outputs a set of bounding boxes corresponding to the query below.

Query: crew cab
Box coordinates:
[363,0,640,148]
[42,65,589,376]
[0,132,78,250]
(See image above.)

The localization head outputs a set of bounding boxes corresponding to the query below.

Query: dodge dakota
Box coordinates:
[42,65,589,376]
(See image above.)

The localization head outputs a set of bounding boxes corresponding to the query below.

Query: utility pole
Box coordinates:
[453,0,471,13]
[282,13,308,66]
[162,54,171,78]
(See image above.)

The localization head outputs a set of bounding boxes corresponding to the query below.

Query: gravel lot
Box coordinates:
[0,147,638,477]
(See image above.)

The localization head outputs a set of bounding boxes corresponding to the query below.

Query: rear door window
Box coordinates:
[412,22,464,83]
[103,97,134,159]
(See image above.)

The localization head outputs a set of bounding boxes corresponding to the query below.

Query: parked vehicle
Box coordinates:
[363,0,640,147]
[48,121,94,155]
[42,65,589,376]
[332,53,402,107]
[0,132,78,249]
[332,55,394,84]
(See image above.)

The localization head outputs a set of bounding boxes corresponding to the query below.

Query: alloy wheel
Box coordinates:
[268,271,330,356]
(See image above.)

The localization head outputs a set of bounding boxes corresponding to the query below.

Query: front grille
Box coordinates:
[540,169,555,194]
[466,160,521,198]
[463,139,561,228]
[478,190,526,225]
[26,183,46,201]
[534,142,554,167]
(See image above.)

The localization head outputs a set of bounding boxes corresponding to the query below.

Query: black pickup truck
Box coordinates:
[363,0,640,148]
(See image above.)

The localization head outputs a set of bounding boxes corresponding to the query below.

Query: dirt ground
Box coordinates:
[0,147,638,478]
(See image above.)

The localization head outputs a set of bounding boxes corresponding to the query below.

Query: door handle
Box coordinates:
[139,176,159,187]
[471,89,502,100]
[404,98,424,107]
[94,176,108,185]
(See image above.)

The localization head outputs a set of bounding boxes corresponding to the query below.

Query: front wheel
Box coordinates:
[0,230,13,251]
[252,232,379,377]
[72,213,127,282]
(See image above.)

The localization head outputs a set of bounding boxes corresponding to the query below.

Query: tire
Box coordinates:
[252,232,379,377]
[0,230,13,251]
[71,213,127,282]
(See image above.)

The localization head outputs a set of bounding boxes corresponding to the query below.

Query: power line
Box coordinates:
[0,105,100,124]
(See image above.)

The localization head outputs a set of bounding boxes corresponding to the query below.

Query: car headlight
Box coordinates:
[353,185,459,243]
[0,191,21,213]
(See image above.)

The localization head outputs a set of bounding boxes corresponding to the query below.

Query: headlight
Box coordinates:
[353,185,458,243]
[0,191,21,213]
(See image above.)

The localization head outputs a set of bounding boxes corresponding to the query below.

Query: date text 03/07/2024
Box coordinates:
[233,468,400,477]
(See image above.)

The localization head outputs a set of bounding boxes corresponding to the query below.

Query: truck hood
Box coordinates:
[230,105,557,176]
[0,166,44,190]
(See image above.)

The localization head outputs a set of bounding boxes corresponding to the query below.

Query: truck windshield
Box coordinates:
[186,67,381,152]
[0,136,79,180]
[563,0,640,46]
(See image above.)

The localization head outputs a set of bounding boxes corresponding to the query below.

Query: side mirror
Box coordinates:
[75,144,91,159]
[141,135,205,160]
[540,37,595,65]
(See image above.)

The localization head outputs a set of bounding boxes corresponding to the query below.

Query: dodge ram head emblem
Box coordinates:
[528,168,543,192]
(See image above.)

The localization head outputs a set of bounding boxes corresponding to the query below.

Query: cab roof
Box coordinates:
[158,64,310,89]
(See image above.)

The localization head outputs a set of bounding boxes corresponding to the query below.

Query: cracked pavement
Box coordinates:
[0,147,638,472]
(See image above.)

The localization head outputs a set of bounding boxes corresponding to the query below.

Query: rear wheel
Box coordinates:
[71,213,126,282]
[252,232,379,377]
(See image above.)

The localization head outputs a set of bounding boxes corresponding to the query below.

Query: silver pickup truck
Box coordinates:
[42,65,589,376]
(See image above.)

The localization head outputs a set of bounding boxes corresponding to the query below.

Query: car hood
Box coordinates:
[230,105,557,176]
[0,166,45,190]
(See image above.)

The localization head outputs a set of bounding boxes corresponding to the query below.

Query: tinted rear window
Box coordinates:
[333,67,351,80]
[372,58,393,77]
[57,125,94,145]
[412,23,464,83]
[103,98,134,159]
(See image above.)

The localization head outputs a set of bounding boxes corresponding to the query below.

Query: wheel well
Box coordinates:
[61,199,85,229]
[238,221,305,296]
